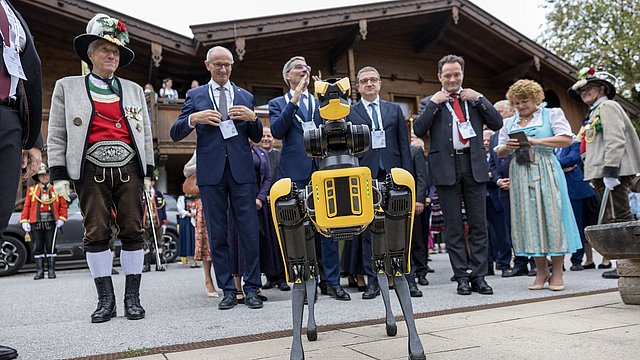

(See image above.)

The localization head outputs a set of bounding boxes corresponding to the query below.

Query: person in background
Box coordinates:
[184,152,220,297]
[177,189,197,268]
[568,67,640,279]
[20,165,67,279]
[496,79,581,291]
[159,77,178,100]
[191,80,199,89]
[142,175,167,272]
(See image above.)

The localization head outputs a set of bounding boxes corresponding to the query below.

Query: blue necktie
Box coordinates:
[298,93,308,121]
[369,103,384,170]
[369,103,380,130]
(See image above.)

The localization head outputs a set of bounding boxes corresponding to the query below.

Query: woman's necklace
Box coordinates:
[95,110,124,129]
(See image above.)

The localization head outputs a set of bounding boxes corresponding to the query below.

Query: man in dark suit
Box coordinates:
[485,130,512,275]
[413,55,503,296]
[259,127,280,186]
[410,137,432,286]
[269,56,348,300]
[0,1,42,358]
[171,46,264,310]
[346,66,416,299]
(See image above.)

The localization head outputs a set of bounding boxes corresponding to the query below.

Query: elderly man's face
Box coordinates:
[259,128,274,151]
[438,62,464,94]
[495,104,514,119]
[285,59,310,88]
[88,39,120,77]
[205,49,234,85]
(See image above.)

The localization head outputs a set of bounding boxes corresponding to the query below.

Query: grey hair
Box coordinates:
[206,46,234,62]
[282,56,306,85]
[493,100,511,109]
[356,66,380,81]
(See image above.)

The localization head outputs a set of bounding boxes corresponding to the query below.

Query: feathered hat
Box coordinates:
[567,66,617,103]
[73,13,135,68]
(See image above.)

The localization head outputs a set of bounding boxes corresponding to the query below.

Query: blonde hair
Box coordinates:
[506,79,545,105]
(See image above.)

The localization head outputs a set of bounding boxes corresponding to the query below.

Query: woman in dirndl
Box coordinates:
[496,79,581,291]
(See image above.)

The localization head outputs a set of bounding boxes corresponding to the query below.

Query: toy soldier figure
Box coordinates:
[20,164,68,280]
[142,176,167,272]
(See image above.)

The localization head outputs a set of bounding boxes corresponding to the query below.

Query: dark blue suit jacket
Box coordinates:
[268,94,322,182]
[347,100,411,174]
[487,133,503,211]
[556,141,596,200]
[488,131,512,200]
[170,83,263,186]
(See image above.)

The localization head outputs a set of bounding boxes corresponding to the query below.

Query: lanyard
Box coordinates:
[0,3,21,52]
[285,92,314,124]
[444,98,469,124]
[208,84,232,112]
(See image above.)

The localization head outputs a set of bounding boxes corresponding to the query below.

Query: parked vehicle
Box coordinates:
[0,193,179,277]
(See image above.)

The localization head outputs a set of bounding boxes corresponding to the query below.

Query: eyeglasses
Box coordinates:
[290,64,311,72]
[579,85,598,94]
[358,77,380,85]
[208,62,234,70]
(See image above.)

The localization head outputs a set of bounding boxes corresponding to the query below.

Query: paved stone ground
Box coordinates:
[0,252,619,359]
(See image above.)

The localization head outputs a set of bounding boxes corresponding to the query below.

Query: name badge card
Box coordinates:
[220,120,238,139]
[371,130,386,149]
[3,47,26,80]
[458,122,476,140]
[302,121,316,132]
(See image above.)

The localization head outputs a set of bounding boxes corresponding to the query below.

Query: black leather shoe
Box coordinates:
[256,290,268,302]
[417,274,429,286]
[570,264,584,271]
[47,257,56,279]
[327,285,351,301]
[124,274,145,320]
[318,281,328,295]
[426,264,435,273]
[602,269,620,279]
[245,292,264,309]
[34,258,45,280]
[91,276,117,323]
[277,280,291,291]
[456,279,472,295]
[218,293,238,310]
[408,282,423,297]
[471,277,494,295]
[362,283,380,299]
[0,345,18,360]
[262,280,275,289]
[502,267,528,277]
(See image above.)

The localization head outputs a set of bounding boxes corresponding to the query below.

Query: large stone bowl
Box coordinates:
[585,220,640,305]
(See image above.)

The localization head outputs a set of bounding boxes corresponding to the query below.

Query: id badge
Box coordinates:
[220,120,238,139]
[458,122,476,139]
[372,130,386,149]
[3,47,26,80]
[302,121,316,132]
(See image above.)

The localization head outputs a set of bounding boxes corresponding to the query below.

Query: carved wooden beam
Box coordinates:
[413,14,451,53]
[490,60,535,87]
[329,26,359,75]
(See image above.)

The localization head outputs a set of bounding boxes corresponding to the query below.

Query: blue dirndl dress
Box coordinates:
[507,108,582,256]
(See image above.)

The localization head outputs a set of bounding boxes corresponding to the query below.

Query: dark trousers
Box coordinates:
[31,222,55,257]
[569,198,586,264]
[0,106,22,234]
[592,176,635,223]
[201,161,261,295]
[75,161,144,253]
[412,210,430,277]
[436,153,489,280]
[486,196,511,268]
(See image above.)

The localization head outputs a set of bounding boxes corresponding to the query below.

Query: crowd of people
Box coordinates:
[2,8,640,353]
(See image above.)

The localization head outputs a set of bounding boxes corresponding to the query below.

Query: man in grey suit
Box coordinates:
[346,66,418,299]
[413,55,503,295]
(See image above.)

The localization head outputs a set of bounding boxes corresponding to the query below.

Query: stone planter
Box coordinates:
[584,220,640,305]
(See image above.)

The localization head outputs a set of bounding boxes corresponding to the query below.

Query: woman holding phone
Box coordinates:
[496,79,581,291]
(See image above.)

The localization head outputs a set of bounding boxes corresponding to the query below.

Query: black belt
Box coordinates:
[454,148,470,155]
[0,97,17,109]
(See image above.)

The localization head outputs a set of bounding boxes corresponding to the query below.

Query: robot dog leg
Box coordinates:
[379,168,426,360]
[270,179,317,359]
[369,213,397,336]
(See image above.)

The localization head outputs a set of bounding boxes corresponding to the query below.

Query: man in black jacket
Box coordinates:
[0,1,42,359]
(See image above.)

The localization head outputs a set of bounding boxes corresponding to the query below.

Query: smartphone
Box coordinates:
[508,131,529,146]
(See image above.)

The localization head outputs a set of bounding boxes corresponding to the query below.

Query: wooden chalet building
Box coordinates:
[15,0,640,195]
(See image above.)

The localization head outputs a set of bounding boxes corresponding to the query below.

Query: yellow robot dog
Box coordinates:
[270,78,425,360]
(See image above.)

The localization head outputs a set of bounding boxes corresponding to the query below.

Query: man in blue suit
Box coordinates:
[556,141,598,271]
[346,66,416,299]
[268,56,349,300]
[171,46,264,310]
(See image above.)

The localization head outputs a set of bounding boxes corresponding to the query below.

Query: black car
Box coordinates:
[0,194,179,277]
